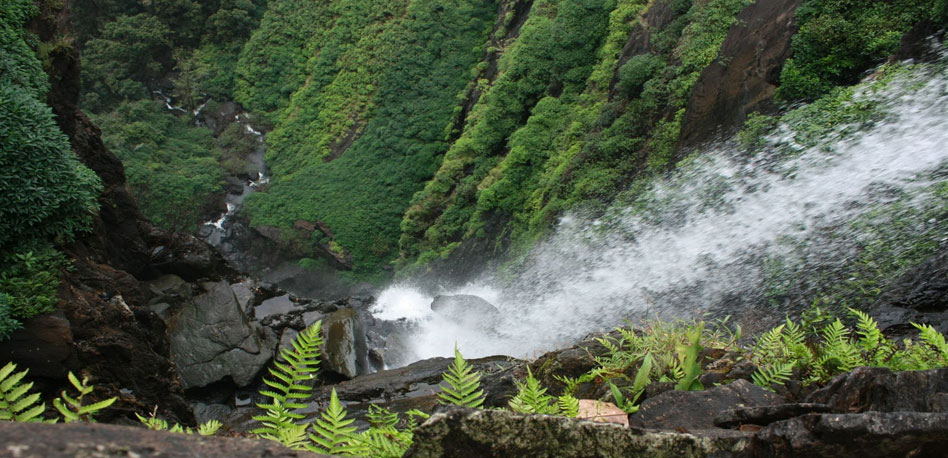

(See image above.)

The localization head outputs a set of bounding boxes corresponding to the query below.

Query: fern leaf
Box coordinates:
[0,363,46,423]
[197,420,222,436]
[437,347,485,408]
[307,388,357,455]
[752,362,793,391]
[556,394,579,417]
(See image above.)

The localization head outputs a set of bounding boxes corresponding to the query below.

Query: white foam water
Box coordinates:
[372,54,948,366]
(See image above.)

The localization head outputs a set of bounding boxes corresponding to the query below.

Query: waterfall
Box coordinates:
[371,51,948,366]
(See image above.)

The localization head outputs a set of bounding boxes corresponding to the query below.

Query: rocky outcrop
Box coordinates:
[627,380,783,436]
[805,367,948,413]
[0,422,324,458]
[322,307,368,378]
[167,281,279,389]
[404,407,749,458]
[678,0,802,147]
[750,412,948,457]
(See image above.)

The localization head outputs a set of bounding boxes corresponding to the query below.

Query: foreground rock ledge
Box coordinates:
[0,422,324,458]
[403,407,748,458]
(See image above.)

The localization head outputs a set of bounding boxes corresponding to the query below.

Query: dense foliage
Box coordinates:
[240,0,498,272]
[778,0,948,101]
[77,0,265,232]
[0,0,102,338]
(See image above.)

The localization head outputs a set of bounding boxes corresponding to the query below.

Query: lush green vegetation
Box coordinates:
[0,0,102,339]
[240,0,498,272]
[90,100,225,233]
[777,0,948,101]
[76,0,265,232]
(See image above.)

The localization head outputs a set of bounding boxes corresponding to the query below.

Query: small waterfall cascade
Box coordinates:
[372,51,948,366]
[201,112,269,247]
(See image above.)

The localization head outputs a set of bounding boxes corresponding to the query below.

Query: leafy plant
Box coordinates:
[136,408,222,436]
[348,405,427,458]
[307,388,357,455]
[53,372,116,423]
[437,347,485,408]
[509,369,578,417]
[0,362,46,423]
[610,353,654,413]
[253,321,323,446]
[675,322,704,391]
[751,362,793,392]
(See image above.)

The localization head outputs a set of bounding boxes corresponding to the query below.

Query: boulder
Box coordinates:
[321,308,368,378]
[805,367,948,413]
[254,294,298,320]
[404,407,749,458]
[230,281,256,315]
[627,379,784,435]
[750,412,948,457]
[168,281,278,389]
[429,295,502,329]
[0,421,323,458]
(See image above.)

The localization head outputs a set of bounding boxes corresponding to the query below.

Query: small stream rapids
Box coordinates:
[372,52,948,367]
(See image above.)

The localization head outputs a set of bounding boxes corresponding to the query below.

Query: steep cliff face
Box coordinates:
[0,0,233,423]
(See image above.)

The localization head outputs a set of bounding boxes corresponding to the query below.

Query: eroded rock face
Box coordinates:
[678,0,802,147]
[168,281,278,389]
[750,412,948,457]
[0,421,323,458]
[805,367,948,413]
[404,407,749,458]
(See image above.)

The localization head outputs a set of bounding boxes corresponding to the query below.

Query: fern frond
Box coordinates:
[509,369,555,414]
[752,362,794,391]
[556,394,579,417]
[912,323,948,360]
[437,347,485,408]
[0,362,46,423]
[254,321,323,446]
[306,388,357,455]
[197,419,223,436]
[53,372,116,423]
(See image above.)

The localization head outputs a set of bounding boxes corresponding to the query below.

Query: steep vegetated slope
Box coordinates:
[230,0,947,280]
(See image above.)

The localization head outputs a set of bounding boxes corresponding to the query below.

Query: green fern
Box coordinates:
[814,319,862,380]
[437,347,485,408]
[913,323,948,360]
[850,308,891,365]
[348,405,423,458]
[509,369,555,414]
[752,362,794,391]
[0,362,47,423]
[555,394,579,418]
[253,320,323,445]
[135,409,222,436]
[53,372,116,423]
[306,388,357,455]
[197,419,223,436]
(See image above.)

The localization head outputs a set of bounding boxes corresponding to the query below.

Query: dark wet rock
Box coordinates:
[192,402,234,425]
[0,421,322,458]
[430,294,502,329]
[230,280,256,314]
[0,312,76,380]
[628,380,784,435]
[254,294,299,320]
[714,403,836,428]
[404,407,749,458]
[143,274,192,306]
[806,366,948,413]
[322,307,368,378]
[749,412,948,458]
[678,0,802,147]
[530,333,613,395]
[167,281,278,389]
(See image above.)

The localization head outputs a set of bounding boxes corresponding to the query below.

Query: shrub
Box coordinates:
[617,54,664,98]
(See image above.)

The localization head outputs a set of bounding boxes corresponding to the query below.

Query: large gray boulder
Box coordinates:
[168,281,278,389]
[321,307,368,378]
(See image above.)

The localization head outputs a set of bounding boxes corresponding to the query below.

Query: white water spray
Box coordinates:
[372,55,948,366]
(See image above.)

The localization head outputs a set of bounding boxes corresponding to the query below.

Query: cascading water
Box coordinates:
[371,50,948,367]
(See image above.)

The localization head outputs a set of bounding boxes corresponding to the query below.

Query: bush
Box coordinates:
[617,54,664,98]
